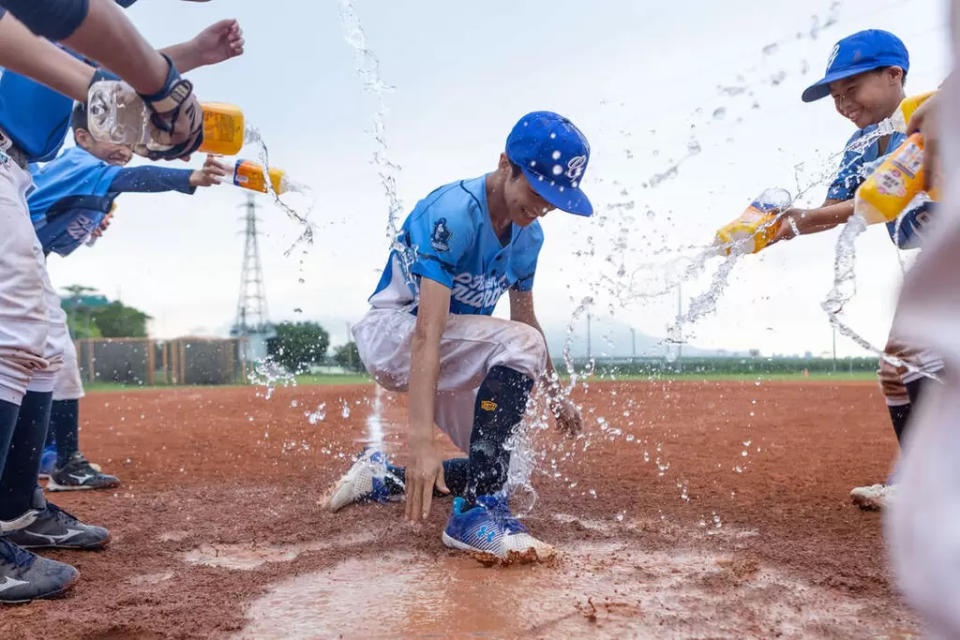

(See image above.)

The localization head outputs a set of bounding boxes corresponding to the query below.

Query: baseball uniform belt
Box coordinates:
[0,126,29,170]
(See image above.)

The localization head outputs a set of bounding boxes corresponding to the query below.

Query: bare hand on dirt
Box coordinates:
[404,439,449,522]
[906,92,942,191]
[552,397,582,437]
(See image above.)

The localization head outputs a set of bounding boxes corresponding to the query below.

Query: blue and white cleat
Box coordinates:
[442,495,555,562]
[323,450,397,512]
[37,444,57,480]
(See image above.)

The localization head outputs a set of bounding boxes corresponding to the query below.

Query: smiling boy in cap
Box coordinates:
[324,111,591,561]
[764,30,944,510]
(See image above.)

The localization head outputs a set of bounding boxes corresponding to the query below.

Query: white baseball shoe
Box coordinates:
[322,449,399,512]
[850,483,896,510]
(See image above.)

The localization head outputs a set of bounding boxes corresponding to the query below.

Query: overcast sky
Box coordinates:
[43,0,951,358]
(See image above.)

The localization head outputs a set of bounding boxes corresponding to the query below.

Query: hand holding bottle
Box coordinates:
[906,90,943,191]
[189,154,230,187]
[714,188,792,255]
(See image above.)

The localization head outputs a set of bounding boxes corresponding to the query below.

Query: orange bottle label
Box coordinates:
[857,134,929,223]
[232,160,286,194]
[199,103,245,156]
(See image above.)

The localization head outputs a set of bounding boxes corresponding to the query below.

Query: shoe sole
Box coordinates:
[851,494,884,511]
[15,531,112,551]
[45,478,120,492]
[442,531,502,562]
[0,570,80,604]
[441,531,551,565]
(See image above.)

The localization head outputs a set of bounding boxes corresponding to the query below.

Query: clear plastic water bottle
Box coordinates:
[87,81,245,156]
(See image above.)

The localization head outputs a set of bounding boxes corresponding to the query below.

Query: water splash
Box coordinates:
[243,127,316,255]
[338,0,404,240]
[821,212,940,379]
[248,356,296,401]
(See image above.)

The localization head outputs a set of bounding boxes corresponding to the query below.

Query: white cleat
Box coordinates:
[851,484,896,511]
[322,450,395,512]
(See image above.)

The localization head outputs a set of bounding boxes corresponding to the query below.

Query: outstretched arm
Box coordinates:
[405,278,452,522]
[161,19,244,73]
[0,12,95,101]
[108,155,228,194]
[59,0,169,95]
[768,199,855,245]
[509,288,582,436]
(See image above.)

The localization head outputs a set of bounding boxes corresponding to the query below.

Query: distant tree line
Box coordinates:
[266,321,364,373]
[62,284,151,338]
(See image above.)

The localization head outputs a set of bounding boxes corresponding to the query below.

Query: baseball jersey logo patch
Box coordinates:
[431,218,452,252]
[480,400,498,412]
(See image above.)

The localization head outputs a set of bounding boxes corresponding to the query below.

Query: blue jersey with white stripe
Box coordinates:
[828,124,932,249]
[369,175,543,316]
[28,147,121,256]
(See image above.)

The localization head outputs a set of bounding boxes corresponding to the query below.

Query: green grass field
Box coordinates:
[81,370,874,394]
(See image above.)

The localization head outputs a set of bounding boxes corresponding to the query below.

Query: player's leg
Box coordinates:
[352,309,549,555]
[327,309,544,513]
[2,275,110,552]
[853,337,945,510]
[0,162,78,603]
[886,380,960,639]
[432,317,554,560]
[45,337,119,491]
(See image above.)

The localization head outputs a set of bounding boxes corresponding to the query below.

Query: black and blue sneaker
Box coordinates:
[46,452,120,492]
[4,488,110,550]
[442,494,554,561]
[0,538,78,603]
[324,449,398,512]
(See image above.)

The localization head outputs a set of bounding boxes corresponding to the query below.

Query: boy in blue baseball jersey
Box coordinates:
[325,111,590,561]
[761,30,944,509]
[29,102,228,491]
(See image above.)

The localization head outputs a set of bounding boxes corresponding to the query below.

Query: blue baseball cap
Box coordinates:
[505,111,593,216]
[802,29,909,103]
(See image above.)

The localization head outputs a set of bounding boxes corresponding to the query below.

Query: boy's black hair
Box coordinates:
[70,101,88,132]
[509,160,523,179]
[877,65,908,87]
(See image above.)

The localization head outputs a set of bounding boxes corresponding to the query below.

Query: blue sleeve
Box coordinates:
[405,193,476,289]
[887,201,936,250]
[827,132,866,201]
[0,0,90,40]
[108,166,196,194]
[511,224,544,292]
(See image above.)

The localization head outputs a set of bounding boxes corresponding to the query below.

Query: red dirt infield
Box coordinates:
[0,380,919,639]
